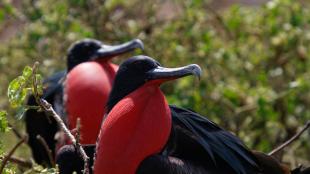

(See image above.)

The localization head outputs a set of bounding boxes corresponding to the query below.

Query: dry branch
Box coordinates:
[0,136,28,173]
[269,120,310,156]
[8,122,23,139]
[0,156,33,169]
[36,135,55,166]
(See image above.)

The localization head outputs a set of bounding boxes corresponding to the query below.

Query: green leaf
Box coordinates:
[0,111,9,132]
[35,74,44,96]
[15,107,27,120]
[23,66,33,79]
[7,66,33,108]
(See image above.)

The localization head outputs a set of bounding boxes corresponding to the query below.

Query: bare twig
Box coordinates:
[0,136,28,173]
[74,117,89,174]
[41,100,76,144]
[75,118,81,144]
[8,122,23,139]
[31,62,89,174]
[79,145,89,174]
[36,135,55,166]
[0,156,32,169]
[235,104,258,116]
[269,121,310,156]
[41,99,90,173]
[75,118,88,174]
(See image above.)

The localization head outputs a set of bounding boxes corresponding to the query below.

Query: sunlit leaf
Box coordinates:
[0,111,9,132]
[7,66,33,108]
[35,74,44,96]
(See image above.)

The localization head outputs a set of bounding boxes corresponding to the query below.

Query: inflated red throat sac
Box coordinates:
[94,81,172,174]
[65,60,118,144]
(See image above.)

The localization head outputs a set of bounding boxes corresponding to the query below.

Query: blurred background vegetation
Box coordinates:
[0,0,309,173]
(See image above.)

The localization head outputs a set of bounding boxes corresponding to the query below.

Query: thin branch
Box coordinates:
[36,135,55,166]
[79,145,89,174]
[74,117,89,174]
[0,136,28,173]
[42,100,90,173]
[75,118,81,145]
[41,99,76,144]
[269,120,310,156]
[41,99,90,173]
[8,122,23,139]
[0,156,32,169]
[235,104,258,116]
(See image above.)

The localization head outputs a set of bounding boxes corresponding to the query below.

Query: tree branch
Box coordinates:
[36,135,55,166]
[0,156,32,169]
[8,122,23,139]
[0,136,28,173]
[269,120,310,156]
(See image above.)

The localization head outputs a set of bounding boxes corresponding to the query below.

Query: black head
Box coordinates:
[56,144,95,174]
[106,55,201,112]
[66,38,144,72]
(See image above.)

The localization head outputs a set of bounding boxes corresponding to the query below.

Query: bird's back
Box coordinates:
[163,105,260,174]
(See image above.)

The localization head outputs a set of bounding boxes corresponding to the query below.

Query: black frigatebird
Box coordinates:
[57,56,304,174]
[25,38,144,167]
[93,56,261,174]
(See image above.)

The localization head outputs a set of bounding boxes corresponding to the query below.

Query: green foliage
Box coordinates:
[0,0,309,172]
[0,111,8,133]
[24,165,58,174]
[7,65,43,119]
[8,66,33,108]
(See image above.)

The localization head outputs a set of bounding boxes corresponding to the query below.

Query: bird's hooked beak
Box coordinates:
[91,39,144,60]
[146,64,202,82]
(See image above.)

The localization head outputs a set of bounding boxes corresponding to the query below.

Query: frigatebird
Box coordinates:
[57,56,306,174]
[25,38,144,167]
[93,56,261,174]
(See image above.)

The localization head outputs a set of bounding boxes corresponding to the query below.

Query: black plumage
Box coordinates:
[162,105,260,174]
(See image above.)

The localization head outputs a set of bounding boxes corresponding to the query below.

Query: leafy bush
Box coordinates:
[0,0,309,172]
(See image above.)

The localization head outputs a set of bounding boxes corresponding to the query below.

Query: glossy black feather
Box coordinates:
[163,105,260,174]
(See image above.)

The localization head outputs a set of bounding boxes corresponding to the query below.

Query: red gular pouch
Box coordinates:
[65,60,118,145]
[94,81,172,174]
